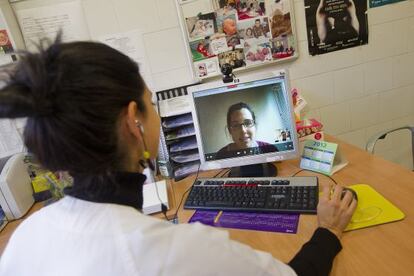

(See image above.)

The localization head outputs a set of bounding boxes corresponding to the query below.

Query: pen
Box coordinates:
[214,211,223,224]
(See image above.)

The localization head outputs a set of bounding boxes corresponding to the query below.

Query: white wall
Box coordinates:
[9,0,414,169]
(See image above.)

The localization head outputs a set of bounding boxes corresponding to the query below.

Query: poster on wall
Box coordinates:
[304,0,368,55]
[369,0,406,8]
[177,0,298,80]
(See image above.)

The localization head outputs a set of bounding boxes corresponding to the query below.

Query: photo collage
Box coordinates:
[184,0,297,78]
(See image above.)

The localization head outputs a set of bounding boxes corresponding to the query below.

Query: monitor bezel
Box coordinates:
[187,69,299,171]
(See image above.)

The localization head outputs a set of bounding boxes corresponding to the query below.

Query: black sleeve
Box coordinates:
[288,227,342,276]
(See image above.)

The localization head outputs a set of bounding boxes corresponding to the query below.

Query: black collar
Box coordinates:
[64,172,146,210]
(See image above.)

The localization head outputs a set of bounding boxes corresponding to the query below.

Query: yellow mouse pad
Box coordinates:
[344,184,405,231]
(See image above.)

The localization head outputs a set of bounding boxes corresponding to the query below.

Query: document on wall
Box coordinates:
[0,119,24,158]
[98,30,153,89]
[15,0,90,51]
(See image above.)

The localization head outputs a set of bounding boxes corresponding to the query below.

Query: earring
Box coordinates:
[135,120,154,171]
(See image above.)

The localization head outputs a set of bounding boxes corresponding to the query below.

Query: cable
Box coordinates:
[291,169,338,185]
[213,169,230,178]
[291,169,305,177]
[219,168,231,177]
[170,162,201,224]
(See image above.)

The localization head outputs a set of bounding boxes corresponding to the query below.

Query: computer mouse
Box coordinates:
[341,187,358,201]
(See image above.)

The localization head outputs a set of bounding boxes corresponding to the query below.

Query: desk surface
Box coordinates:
[170,137,414,276]
[1,137,413,275]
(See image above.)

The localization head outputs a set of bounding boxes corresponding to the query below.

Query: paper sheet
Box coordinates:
[0,119,24,158]
[98,30,153,89]
[158,95,192,117]
[15,0,90,51]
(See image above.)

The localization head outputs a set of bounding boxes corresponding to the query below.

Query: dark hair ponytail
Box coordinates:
[0,37,147,174]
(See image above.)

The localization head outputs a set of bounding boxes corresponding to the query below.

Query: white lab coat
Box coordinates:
[0,196,297,276]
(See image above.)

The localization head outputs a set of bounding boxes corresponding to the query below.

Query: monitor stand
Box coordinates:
[228,163,277,177]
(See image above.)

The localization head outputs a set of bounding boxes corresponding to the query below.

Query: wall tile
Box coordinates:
[83,0,119,37]
[364,58,393,95]
[289,41,327,79]
[378,86,413,122]
[291,72,334,109]
[144,28,189,74]
[393,18,410,56]
[367,1,413,25]
[322,47,364,72]
[303,108,321,122]
[333,65,364,103]
[349,94,379,130]
[392,52,414,88]
[293,0,307,42]
[156,0,180,29]
[362,22,395,62]
[407,17,414,52]
[152,67,196,91]
[114,0,160,32]
[365,121,395,153]
[319,102,351,135]
[337,129,367,150]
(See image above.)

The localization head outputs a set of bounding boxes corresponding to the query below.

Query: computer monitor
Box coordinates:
[188,70,299,177]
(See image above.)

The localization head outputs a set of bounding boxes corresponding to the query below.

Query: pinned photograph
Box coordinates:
[236,0,266,20]
[218,48,245,70]
[266,0,291,16]
[266,0,293,38]
[215,6,238,34]
[270,35,295,59]
[243,40,272,65]
[226,34,242,48]
[189,39,215,61]
[238,16,270,40]
[0,29,13,54]
[212,0,238,10]
[194,57,219,78]
[186,12,217,41]
[209,34,230,55]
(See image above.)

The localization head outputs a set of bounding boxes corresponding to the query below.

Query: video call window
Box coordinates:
[193,78,294,161]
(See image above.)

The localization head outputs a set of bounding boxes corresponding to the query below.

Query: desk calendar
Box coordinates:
[300,140,348,175]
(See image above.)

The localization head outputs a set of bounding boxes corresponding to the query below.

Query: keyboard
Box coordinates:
[184,176,318,214]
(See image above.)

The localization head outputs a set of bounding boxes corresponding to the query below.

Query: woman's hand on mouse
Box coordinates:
[317,182,357,239]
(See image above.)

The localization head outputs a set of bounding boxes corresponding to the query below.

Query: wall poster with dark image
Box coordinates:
[305,0,368,55]
[177,0,298,80]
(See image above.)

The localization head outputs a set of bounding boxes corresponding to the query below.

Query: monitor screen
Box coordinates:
[188,70,299,171]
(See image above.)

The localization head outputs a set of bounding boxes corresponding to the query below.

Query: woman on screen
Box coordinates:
[216,102,276,159]
[0,36,356,276]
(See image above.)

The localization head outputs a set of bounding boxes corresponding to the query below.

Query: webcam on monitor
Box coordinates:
[221,63,234,83]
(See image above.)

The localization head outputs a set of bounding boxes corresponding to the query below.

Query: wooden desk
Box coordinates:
[1,138,413,275]
[169,138,414,276]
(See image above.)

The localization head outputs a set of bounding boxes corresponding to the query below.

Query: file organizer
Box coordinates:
[156,85,201,180]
